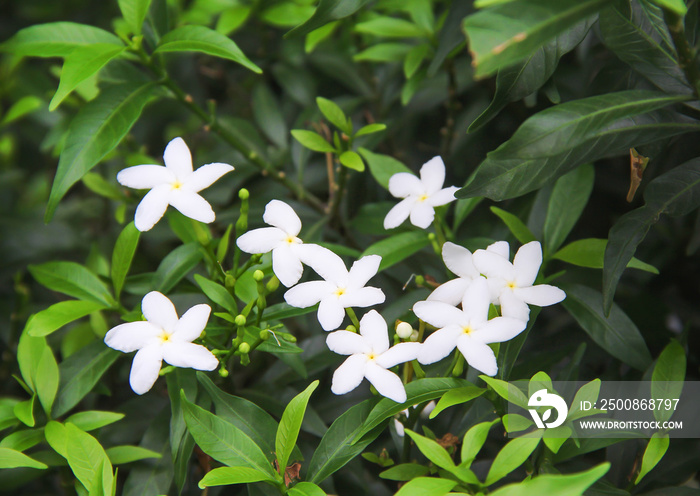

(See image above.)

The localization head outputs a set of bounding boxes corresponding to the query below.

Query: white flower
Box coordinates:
[384,156,459,230]
[117,137,234,232]
[236,199,317,287]
[326,310,421,403]
[428,241,509,306]
[284,252,385,331]
[413,277,526,376]
[472,241,566,322]
[104,291,218,394]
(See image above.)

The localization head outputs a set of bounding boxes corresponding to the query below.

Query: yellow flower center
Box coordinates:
[462,326,473,335]
[367,353,376,360]
[286,236,296,245]
[507,281,517,289]
[159,330,172,343]
[334,288,346,297]
[171,181,183,190]
[418,194,428,202]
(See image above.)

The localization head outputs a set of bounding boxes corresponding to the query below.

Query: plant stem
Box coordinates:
[663,9,700,98]
[345,307,361,329]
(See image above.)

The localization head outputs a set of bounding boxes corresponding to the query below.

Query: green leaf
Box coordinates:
[305,21,339,53]
[544,164,594,253]
[480,375,529,409]
[404,44,430,78]
[180,392,278,479]
[198,466,272,488]
[286,0,370,38]
[46,83,156,221]
[485,433,542,485]
[354,17,425,38]
[339,151,365,171]
[0,22,122,58]
[50,44,125,111]
[361,231,430,271]
[82,173,125,201]
[54,341,120,417]
[276,381,319,474]
[153,243,203,293]
[354,123,386,137]
[64,423,113,492]
[394,477,456,496]
[552,238,659,273]
[0,447,48,470]
[603,158,700,314]
[26,300,106,338]
[106,445,162,465]
[461,419,500,468]
[599,0,690,94]
[458,91,695,201]
[118,0,153,35]
[29,261,116,307]
[195,274,237,315]
[111,222,140,300]
[307,398,385,484]
[380,463,430,481]
[469,18,594,131]
[354,43,411,62]
[45,420,68,458]
[429,386,485,419]
[462,0,608,77]
[0,96,43,126]
[13,397,35,428]
[359,147,412,189]
[252,84,288,147]
[568,380,602,420]
[288,481,326,496]
[291,130,335,153]
[316,97,350,134]
[155,25,261,73]
[355,378,474,440]
[66,411,125,432]
[651,339,686,423]
[35,343,59,417]
[648,0,687,15]
[405,429,456,471]
[503,413,533,433]
[489,463,610,496]
[561,284,652,370]
[490,207,537,244]
[635,432,669,484]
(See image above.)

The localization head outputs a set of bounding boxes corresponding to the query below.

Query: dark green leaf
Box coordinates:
[354,17,424,38]
[361,231,430,271]
[46,83,156,221]
[252,84,288,147]
[490,206,537,244]
[651,339,685,423]
[291,130,335,153]
[111,222,140,300]
[153,243,203,293]
[198,466,273,488]
[286,0,370,38]
[195,274,237,315]
[562,284,652,370]
[544,164,594,254]
[458,91,695,201]
[29,261,115,307]
[0,448,47,470]
[276,381,319,474]
[155,26,261,73]
[0,22,122,58]
[462,0,607,77]
[0,96,43,126]
[359,147,412,189]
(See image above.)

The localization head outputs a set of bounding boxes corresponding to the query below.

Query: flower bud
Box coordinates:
[259,329,270,341]
[266,275,280,293]
[239,188,250,200]
[218,367,229,378]
[238,342,251,354]
[396,322,413,339]
[414,275,425,287]
[410,330,419,342]
[225,274,236,288]
[234,314,246,327]
[253,269,265,282]
[346,325,357,333]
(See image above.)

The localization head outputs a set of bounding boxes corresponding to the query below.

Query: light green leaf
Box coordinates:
[0,96,43,126]
[198,466,272,488]
[404,44,430,78]
[28,261,116,307]
[118,0,153,35]
[394,477,456,496]
[339,151,364,171]
[485,433,542,485]
[316,97,350,134]
[286,0,370,38]
[66,411,125,432]
[26,300,106,338]
[153,243,203,293]
[50,44,125,111]
[405,429,455,470]
[291,130,335,153]
[429,386,485,419]
[0,22,122,58]
[361,231,430,271]
[195,274,237,315]
[354,17,425,38]
[651,339,686,423]
[502,413,533,433]
[480,375,529,409]
[288,481,326,496]
[463,0,608,77]
[0,447,48,470]
[276,381,319,475]
[490,207,536,244]
[111,222,140,300]
[155,25,261,73]
[0,428,45,452]
[82,173,125,201]
[305,21,339,53]
[568,380,602,421]
[35,344,59,416]
[46,83,156,221]
[354,43,411,62]
[648,0,687,15]
[552,238,659,273]
[13,397,35,427]
[64,423,113,492]
[106,445,162,465]
[45,420,68,458]
[461,419,500,468]
[354,123,386,138]
[635,432,669,484]
[542,426,572,453]
[380,463,430,481]
[489,462,610,496]
[544,164,594,253]
[359,147,412,189]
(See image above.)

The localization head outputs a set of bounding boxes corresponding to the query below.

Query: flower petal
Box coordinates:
[284,281,334,308]
[339,287,386,309]
[347,255,381,289]
[169,190,215,224]
[237,227,286,254]
[487,240,510,259]
[457,338,498,376]
[358,310,389,353]
[326,331,371,355]
[427,278,471,306]
[142,291,179,331]
[472,249,515,280]
[418,325,462,365]
[419,156,446,195]
[117,165,174,190]
[499,290,531,322]
[301,245,348,285]
[442,242,478,279]
[384,198,415,229]
[263,199,302,236]
[472,317,527,344]
[426,186,458,207]
[365,362,406,403]
[134,185,171,231]
[173,303,211,342]
[104,321,160,352]
[461,277,491,326]
[317,297,346,331]
[331,354,368,395]
[413,300,466,329]
[271,245,304,287]
[129,345,163,395]
[388,172,423,198]
[513,241,543,287]
[162,342,218,370]
[163,137,193,179]
[376,342,421,368]
[409,202,435,229]
[187,162,234,192]
[514,285,566,307]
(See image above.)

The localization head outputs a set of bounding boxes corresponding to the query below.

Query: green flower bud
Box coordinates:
[266,275,280,292]
[234,314,247,327]
[238,342,251,354]
[259,329,270,341]
[415,275,426,287]
[218,367,229,378]
[225,274,236,289]
[239,188,250,200]
[253,269,265,282]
